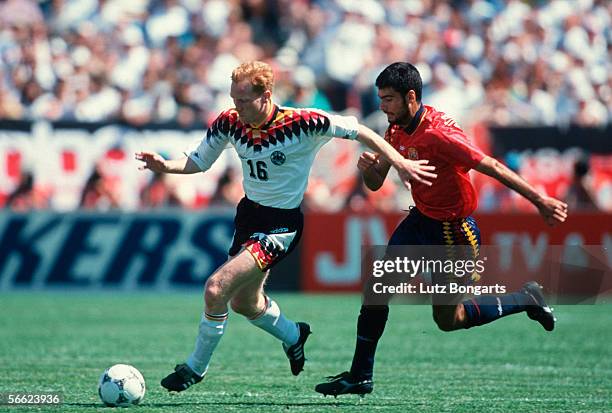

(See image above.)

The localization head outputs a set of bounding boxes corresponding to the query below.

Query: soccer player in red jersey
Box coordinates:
[315,62,568,397]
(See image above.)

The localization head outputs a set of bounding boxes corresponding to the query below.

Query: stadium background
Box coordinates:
[0,0,610,412]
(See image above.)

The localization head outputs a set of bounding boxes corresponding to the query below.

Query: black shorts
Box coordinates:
[388,208,482,305]
[388,207,481,249]
[228,197,304,271]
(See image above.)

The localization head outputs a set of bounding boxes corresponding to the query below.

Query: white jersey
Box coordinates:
[188,105,359,209]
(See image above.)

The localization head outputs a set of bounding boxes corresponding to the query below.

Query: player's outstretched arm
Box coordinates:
[356,124,437,188]
[474,156,568,226]
[135,151,201,174]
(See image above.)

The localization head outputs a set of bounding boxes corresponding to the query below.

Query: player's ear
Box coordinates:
[406,90,417,104]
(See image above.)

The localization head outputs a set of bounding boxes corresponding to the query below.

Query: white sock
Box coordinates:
[186,312,228,376]
[248,296,299,346]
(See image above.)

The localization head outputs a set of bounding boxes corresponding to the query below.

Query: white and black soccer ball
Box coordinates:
[98,364,146,407]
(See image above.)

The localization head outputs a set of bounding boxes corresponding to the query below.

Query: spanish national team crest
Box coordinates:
[407,147,419,160]
[270,150,286,165]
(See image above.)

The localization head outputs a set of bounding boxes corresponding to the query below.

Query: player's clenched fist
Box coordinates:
[357,152,380,172]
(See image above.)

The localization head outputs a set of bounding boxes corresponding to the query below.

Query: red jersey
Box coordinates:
[385,105,486,221]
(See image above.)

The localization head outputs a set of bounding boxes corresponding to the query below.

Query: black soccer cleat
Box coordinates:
[522,281,556,331]
[282,322,311,376]
[315,371,373,397]
[161,363,203,392]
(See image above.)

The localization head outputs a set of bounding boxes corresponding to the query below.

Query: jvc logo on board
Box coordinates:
[314,216,388,286]
[310,215,612,287]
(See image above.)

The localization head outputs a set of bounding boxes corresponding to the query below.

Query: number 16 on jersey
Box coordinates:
[246,159,269,181]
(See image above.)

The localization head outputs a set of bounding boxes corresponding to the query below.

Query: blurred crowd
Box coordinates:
[2,132,610,212]
[0,0,610,213]
[0,0,610,126]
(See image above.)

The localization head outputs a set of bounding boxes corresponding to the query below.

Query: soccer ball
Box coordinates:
[98,364,146,407]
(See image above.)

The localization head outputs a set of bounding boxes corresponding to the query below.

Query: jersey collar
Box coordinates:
[251,104,279,129]
[403,103,425,135]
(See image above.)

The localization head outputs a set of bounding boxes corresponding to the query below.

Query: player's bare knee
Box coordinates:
[204,278,225,306]
[455,303,466,324]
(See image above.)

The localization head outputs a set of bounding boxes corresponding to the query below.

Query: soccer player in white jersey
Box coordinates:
[135,61,437,392]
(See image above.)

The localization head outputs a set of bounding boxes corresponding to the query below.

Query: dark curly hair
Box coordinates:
[375,62,422,101]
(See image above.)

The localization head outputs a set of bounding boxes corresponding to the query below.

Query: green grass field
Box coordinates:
[1,293,610,412]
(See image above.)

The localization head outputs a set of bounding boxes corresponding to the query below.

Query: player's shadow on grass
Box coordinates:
[65,401,376,408]
[67,399,417,409]
[64,403,108,407]
[143,400,411,408]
